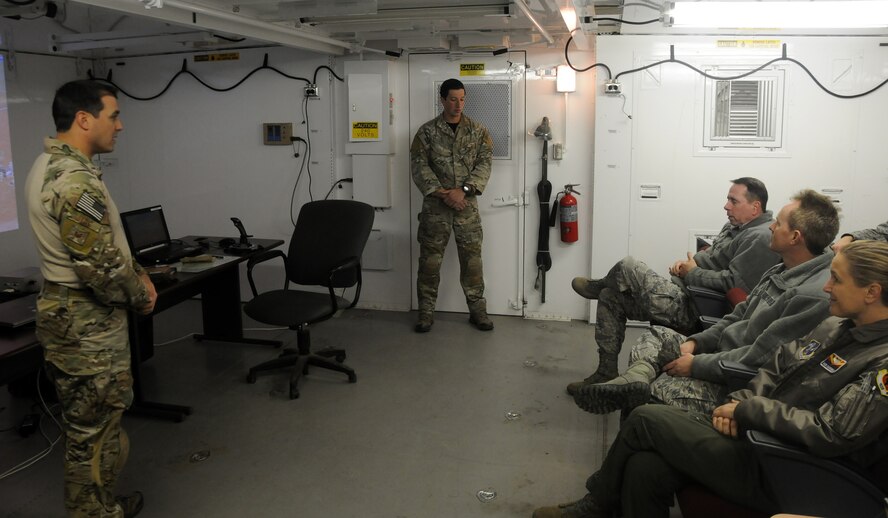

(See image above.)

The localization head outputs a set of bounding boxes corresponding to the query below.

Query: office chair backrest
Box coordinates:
[287,200,375,288]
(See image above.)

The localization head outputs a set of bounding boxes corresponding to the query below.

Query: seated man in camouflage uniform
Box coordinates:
[568,178,779,393]
[25,80,156,517]
[833,218,888,251]
[574,190,839,417]
[534,240,888,518]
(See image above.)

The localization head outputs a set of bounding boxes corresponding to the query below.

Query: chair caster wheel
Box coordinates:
[247,372,257,384]
[335,354,346,363]
[348,373,357,383]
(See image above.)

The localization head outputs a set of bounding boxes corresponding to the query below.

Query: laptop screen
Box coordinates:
[120,206,171,253]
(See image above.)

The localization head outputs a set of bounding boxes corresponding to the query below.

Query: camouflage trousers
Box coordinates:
[595,257,697,360]
[630,325,728,415]
[416,196,486,314]
[36,287,133,518]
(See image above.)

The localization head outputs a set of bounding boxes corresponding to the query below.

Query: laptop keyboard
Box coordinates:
[137,244,201,265]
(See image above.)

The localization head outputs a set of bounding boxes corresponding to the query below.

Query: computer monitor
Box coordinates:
[120,206,171,254]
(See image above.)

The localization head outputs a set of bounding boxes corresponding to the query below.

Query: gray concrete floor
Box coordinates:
[0,302,650,518]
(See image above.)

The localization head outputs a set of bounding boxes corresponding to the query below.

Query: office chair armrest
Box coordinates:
[698,315,721,329]
[718,359,757,391]
[246,249,287,298]
[746,430,888,516]
[327,256,362,309]
[686,286,731,319]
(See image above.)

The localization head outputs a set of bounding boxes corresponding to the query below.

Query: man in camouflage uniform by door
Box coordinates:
[25,80,156,517]
[411,78,493,333]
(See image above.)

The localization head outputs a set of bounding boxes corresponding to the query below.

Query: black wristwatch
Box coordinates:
[462,184,474,195]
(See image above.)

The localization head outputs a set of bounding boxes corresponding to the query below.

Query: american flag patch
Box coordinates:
[75,192,106,222]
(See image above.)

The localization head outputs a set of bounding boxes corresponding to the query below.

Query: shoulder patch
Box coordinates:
[75,191,106,223]
[877,369,888,397]
[798,339,822,360]
[820,353,847,374]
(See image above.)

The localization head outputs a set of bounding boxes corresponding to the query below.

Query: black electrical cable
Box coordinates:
[2,0,37,5]
[288,138,308,227]
[94,54,311,101]
[302,96,314,202]
[564,31,612,79]
[313,65,344,84]
[613,46,888,99]
[212,33,246,43]
[583,16,660,25]
[324,178,353,200]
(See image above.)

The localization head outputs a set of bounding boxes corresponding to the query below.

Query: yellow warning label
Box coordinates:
[352,122,379,139]
[716,40,781,49]
[460,63,485,76]
[194,52,240,62]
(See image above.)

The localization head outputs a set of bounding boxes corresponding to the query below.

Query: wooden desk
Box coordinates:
[127,235,284,422]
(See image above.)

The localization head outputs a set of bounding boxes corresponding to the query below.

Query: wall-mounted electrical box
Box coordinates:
[262,123,293,145]
[344,60,395,155]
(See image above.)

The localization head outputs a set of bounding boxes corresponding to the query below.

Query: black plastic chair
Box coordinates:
[244,200,374,399]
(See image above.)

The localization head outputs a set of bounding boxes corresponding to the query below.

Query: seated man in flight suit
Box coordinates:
[533,239,888,518]
[568,178,779,394]
[573,190,839,416]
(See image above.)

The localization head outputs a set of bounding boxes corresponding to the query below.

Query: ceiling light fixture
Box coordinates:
[663,0,888,29]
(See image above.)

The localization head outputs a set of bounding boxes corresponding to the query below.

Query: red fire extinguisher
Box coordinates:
[552,184,580,243]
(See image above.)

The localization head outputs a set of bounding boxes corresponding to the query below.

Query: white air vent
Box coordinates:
[702,66,786,151]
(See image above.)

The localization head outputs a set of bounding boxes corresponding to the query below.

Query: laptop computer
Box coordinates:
[120,206,200,266]
[0,293,37,329]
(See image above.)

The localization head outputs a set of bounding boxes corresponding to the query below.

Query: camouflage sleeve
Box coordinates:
[466,124,493,194]
[410,127,444,197]
[735,368,888,458]
[50,171,150,310]
[849,220,888,243]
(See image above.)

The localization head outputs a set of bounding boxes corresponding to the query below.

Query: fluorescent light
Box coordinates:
[557,65,576,93]
[665,0,888,29]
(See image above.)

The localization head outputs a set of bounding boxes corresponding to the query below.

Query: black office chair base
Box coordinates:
[246,347,356,399]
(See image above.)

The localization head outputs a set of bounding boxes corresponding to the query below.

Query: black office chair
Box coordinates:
[244,200,374,399]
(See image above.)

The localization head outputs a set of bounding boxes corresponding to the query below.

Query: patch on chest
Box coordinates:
[820,353,847,374]
[877,369,888,397]
[798,339,822,360]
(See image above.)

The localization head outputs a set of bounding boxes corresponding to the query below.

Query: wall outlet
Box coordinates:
[604,81,622,95]
[304,84,319,98]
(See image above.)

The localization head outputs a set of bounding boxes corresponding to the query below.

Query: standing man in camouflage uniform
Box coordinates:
[411,78,493,333]
[573,190,839,417]
[25,80,156,517]
[567,178,779,393]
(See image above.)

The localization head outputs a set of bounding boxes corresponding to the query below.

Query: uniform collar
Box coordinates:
[847,318,888,344]
[43,137,102,179]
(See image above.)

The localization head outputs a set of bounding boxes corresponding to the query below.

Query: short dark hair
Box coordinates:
[789,189,840,255]
[439,79,465,99]
[52,80,119,132]
[731,177,769,212]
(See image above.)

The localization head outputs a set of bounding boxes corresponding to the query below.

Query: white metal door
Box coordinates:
[408,54,526,316]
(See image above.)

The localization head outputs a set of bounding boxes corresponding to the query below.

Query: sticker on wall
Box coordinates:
[460,63,486,76]
[716,40,781,49]
[352,122,380,139]
[194,52,240,62]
